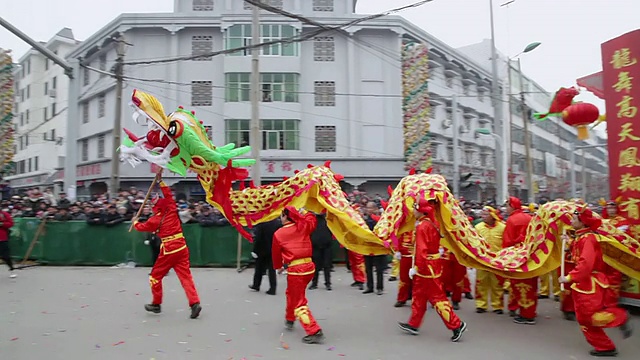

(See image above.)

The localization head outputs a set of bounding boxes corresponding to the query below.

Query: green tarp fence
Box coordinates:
[8,218,347,267]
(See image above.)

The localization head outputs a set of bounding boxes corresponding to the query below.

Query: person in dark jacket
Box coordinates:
[103,205,125,227]
[86,204,105,225]
[309,212,333,291]
[249,218,281,295]
[197,206,229,227]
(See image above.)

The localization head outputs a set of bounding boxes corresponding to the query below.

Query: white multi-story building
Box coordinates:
[6,28,80,191]
[64,0,503,200]
[459,40,609,201]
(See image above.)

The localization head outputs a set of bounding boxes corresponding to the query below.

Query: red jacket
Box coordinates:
[0,211,14,242]
[134,183,186,255]
[414,216,442,278]
[272,212,317,274]
[568,229,609,293]
[502,209,532,248]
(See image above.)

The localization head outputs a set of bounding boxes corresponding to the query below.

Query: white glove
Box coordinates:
[251,252,258,259]
[558,275,570,284]
[409,267,416,279]
[144,240,150,245]
[618,225,629,232]
[439,247,445,256]
[394,252,402,260]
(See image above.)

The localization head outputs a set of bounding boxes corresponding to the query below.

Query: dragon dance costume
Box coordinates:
[272,206,324,344]
[561,205,632,357]
[133,178,201,319]
[398,199,467,342]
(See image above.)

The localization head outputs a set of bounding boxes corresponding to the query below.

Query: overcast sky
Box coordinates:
[3,0,639,135]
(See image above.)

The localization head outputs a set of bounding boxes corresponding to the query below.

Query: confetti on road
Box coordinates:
[112,341,125,346]
[10,337,19,341]
[178,341,188,344]
[224,339,232,342]
[328,346,336,351]
[218,332,227,336]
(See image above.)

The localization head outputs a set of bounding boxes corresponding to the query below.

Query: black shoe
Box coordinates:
[388,276,397,282]
[451,321,467,342]
[476,308,486,313]
[248,285,259,292]
[302,330,324,344]
[350,281,362,287]
[285,320,294,330]
[398,322,419,335]
[326,285,332,291]
[452,302,460,310]
[309,284,318,290]
[513,316,536,325]
[589,349,618,357]
[190,303,202,319]
[554,295,560,302]
[465,292,474,300]
[363,289,374,294]
[538,294,549,299]
[509,310,517,317]
[394,301,406,308]
[620,318,633,339]
[377,289,384,296]
[266,289,276,295]
[563,312,576,321]
[493,309,504,315]
[144,304,161,314]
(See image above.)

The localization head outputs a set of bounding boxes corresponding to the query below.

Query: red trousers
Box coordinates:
[408,275,462,330]
[149,248,200,306]
[443,256,466,303]
[397,256,413,302]
[286,270,322,336]
[348,251,366,283]
[559,264,575,313]
[573,285,628,351]
[507,277,538,319]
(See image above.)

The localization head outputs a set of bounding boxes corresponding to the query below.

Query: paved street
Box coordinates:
[1,266,638,360]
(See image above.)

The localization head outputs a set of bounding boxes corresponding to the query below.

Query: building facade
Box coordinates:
[5,28,79,191]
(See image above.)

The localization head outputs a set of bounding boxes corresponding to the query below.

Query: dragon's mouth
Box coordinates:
[119,104,180,167]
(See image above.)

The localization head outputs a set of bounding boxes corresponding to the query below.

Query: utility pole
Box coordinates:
[0,16,79,200]
[110,34,126,199]
[452,94,460,197]
[250,1,262,186]
[489,0,507,204]
[517,59,535,204]
[506,60,514,196]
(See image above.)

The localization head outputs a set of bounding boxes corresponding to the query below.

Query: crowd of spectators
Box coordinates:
[0,187,229,227]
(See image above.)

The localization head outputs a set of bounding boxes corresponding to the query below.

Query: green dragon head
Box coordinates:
[119,89,255,176]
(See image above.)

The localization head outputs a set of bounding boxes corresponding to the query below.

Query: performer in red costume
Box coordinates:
[272,206,324,344]
[398,199,467,342]
[559,230,576,321]
[393,230,415,307]
[602,200,627,304]
[503,196,537,325]
[559,205,632,357]
[133,171,202,319]
[347,250,366,290]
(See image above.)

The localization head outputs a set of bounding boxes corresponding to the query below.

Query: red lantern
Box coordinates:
[561,102,602,140]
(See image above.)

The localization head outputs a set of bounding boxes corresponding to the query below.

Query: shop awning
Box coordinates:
[576,71,604,100]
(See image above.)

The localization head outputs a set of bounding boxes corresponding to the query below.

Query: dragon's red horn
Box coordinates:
[307,164,314,169]
[426,167,433,174]
[333,174,345,182]
[380,200,389,210]
[294,170,300,174]
[387,185,393,197]
[409,168,416,175]
[282,176,289,181]
[324,160,332,168]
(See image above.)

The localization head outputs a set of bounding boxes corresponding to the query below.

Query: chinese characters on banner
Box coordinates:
[601,30,640,301]
[602,29,640,239]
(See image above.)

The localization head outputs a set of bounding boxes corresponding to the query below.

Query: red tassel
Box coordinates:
[426,167,433,174]
[294,170,300,174]
[324,160,332,168]
[387,185,393,197]
[409,168,416,175]
[178,106,184,109]
[283,176,289,181]
[307,164,314,168]
[249,180,256,189]
[239,181,245,190]
[191,110,196,115]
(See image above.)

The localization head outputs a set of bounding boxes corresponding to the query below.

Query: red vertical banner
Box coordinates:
[602,30,640,238]
[602,30,640,303]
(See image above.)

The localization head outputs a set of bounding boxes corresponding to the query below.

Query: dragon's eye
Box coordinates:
[167,121,178,137]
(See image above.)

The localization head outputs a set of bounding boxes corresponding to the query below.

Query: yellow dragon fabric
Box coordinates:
[120,90,640,281]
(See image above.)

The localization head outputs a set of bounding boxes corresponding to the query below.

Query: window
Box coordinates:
[98,95,106,117]
[191,81,213,106]
[97,134,105,158]
[44,107,48,121]
[52,102,56,116]
[99,55,106,77]
[82,103,89,123]
[52,76,57,89]
[244,0,282,10]
[445,74,454,88]
[477,89,485,102]
[315,125,336,152]
[44,82,48,95]
[83,67,90,86]
[462,83,469,95]
[20,113,24,126]
[26,109,29,123]
[225,73,299,102]
[314,81,336,106]
[27,58,31,74]
[51,129,56,142]
[192,35,213,61]
[34,156,39,171]
[45,59,49,71]
[26,85,30,99]
[81,139,89,162]
[28,158,32,173]
[193,0,213,11]
[314,37,335,61]
[225,119,299,150]
[225,24,298,56]
[313,0,334,11]
[262,119,299,150]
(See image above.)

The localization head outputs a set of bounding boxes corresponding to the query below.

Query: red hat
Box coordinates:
[575,205,602,231]
[507,196,522,209]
